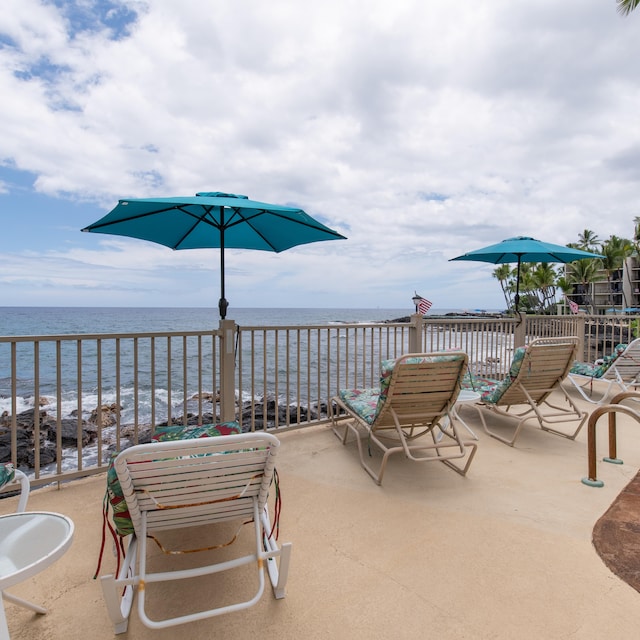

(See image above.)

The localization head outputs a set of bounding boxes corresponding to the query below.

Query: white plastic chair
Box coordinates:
[99,431,292,633]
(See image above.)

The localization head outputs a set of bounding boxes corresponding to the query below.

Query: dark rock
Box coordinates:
[0,426,54,466]
[15,409,48,429]
[42,417,94,447]
[239,397,320,427]
[25,444,56,467]
[0,428,31,463]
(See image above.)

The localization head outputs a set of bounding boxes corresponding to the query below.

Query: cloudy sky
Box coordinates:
[1,0,639,312]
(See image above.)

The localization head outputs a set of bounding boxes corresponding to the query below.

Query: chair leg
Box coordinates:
[353,427,387,484]
[333,420,351,444]
[1,596,9,640]
[566,376,612,405]
[100,536,138,635]
[261,507,292,599]
[268,542,292,599]
[329,397,353,444]
[440,441,479,476]
[100,575,134,635]
[2,591,47,615]
[474,403,525,447]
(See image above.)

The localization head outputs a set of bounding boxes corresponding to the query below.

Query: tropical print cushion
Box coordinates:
[570,344,627,378]
[339,353,466,424]
[462,374,499,397]
[105,454,134,537]
[95,422,245,577]
[462,345,528,405]
[105,422,242,537]
[151,422,242,442]
[0,463,15,489]
[338,387,380,425]
[508,346,527,379]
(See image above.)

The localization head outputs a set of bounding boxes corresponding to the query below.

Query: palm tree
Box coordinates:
[531,264,559,313]
[633,216,640,254]
[516,262,549,313]
[514,262,531,311]
[566,258,602,313]
[576,229,601,252]
[599,235,634,308]
[492,264,513,310]
[618,0,640,15]
[556,275,573,313]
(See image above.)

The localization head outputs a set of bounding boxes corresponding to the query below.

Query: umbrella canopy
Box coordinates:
[449,236,601,312]
[82,191,346,318]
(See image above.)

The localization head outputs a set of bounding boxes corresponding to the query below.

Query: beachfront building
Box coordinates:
[568,254,640,314]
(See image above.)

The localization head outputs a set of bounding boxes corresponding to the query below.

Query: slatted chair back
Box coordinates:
[497,337,579,407]
[114,432,278,536]
[373,353,468,431]
[602,338,640,384]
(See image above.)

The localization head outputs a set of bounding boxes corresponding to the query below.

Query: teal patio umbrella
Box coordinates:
[82,191,346,319]
[450,236,601,313]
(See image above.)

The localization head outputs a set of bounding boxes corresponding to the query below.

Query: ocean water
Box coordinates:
[1,307,469,421]
[0,306,460,336]
[0,307,490,473]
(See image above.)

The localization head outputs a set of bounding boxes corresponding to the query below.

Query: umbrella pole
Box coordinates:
[514,258,521,313]
[218,212,228,319]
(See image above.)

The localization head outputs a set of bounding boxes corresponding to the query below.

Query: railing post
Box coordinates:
[409,313,423,353]
[514,314,527,348]
[219,319,237,422]
[575,314,586,360]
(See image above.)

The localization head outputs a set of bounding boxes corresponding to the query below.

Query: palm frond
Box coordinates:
[618,0,640,16]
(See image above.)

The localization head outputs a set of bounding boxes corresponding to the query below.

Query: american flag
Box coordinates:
[568,299,579,314]
[417,296,432,315]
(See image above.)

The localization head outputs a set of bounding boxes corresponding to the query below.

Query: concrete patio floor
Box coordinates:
[2,385,640,639]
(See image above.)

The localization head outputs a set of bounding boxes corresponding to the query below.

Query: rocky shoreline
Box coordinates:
[0,396,331,467]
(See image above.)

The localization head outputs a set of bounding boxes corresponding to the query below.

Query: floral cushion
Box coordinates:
[96,422,244,577]
[462,346,528,405]
[0,463,15,490]
[338,387,380,425]
[570,344,627,379]
[151,422,242,442]
[339,354,466,424]
[508,346,527,379]
[105,422,242,537]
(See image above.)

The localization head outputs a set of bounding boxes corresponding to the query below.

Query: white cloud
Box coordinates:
[1,0,639,310]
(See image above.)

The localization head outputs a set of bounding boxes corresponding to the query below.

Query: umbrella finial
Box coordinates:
[196,192,248,199]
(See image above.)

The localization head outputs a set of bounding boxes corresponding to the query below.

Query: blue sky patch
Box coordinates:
[14,58,70,82]
[418,192,448,202]
[48,0,141,41]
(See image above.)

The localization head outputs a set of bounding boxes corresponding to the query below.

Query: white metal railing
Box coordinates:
[0,314,636,488]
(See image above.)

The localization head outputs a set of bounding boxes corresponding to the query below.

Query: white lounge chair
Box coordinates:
[330,352,478,485]
[100,431,292,633]
[567,338,640,404]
